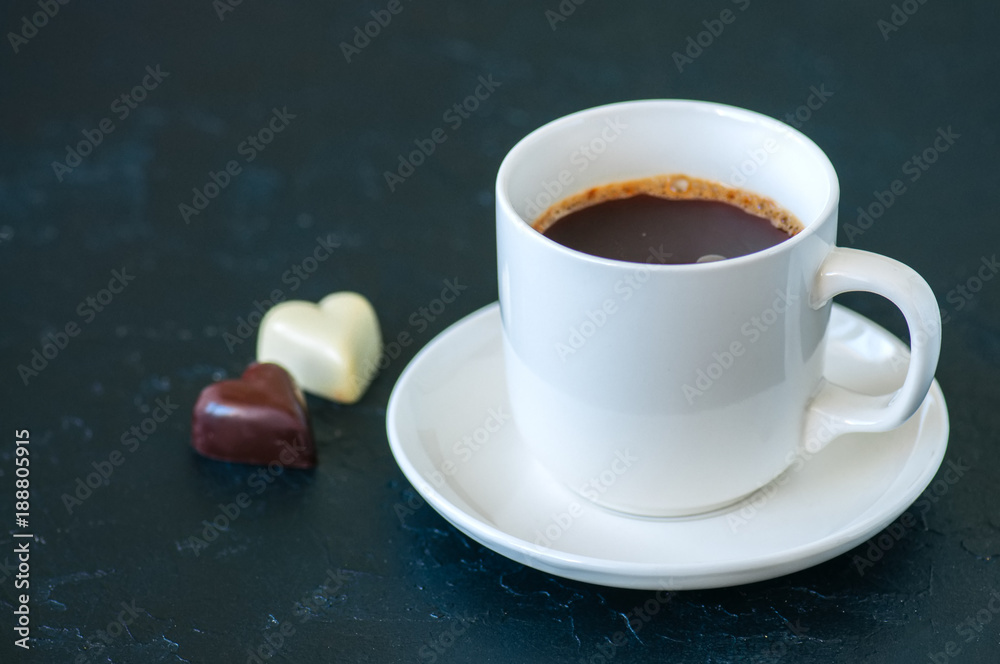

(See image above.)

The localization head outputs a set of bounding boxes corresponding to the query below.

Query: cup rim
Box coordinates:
[496,99,841,271]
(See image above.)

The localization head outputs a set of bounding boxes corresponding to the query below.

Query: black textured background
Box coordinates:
[2,1,999,662]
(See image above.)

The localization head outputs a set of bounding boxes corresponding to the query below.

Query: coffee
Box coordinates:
[534,175,803,265]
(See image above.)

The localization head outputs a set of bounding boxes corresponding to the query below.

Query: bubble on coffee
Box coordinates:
[533,174,804,265]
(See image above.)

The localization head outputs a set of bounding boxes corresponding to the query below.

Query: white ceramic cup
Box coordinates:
[496,100,942,517]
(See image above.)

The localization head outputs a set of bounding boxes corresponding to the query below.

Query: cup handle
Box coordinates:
[804,247,942,452]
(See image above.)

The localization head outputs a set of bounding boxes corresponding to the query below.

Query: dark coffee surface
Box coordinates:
[542,194,795,264]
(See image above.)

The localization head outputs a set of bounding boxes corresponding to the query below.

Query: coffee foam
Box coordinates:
[531,174,804,236]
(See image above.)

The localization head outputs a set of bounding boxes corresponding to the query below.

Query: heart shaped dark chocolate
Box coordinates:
[191,362,316,469]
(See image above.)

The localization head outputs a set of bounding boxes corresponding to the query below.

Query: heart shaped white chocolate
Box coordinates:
[257,292,382,404]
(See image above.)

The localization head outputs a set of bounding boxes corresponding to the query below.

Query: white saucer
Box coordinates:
[386,303,949,590]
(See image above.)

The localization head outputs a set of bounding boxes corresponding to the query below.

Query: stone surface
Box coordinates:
[2,1,998,662]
